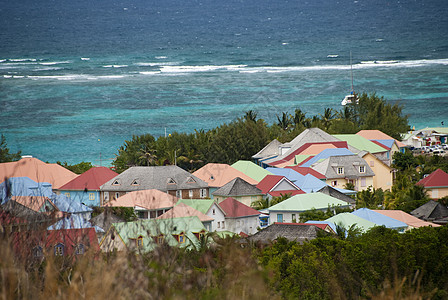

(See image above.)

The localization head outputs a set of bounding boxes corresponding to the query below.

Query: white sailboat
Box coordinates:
[341,52,358,106]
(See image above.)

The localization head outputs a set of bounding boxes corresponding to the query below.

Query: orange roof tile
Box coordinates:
[0,157,78,189]
[157,202,214,222]
[193,163,259,187]
[356,130,406,148]
[373,210,440,228]
[105,189,177,210]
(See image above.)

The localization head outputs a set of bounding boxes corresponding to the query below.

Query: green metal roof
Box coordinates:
[268,192,350,212]
[176,199,215,214]
[231,160,272,182]
[333,134,386,154]
[112,216,206,252]
[294,155,311,165]
[326,212,377,232]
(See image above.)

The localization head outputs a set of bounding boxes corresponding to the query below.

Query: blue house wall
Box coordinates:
[58,190,101,207]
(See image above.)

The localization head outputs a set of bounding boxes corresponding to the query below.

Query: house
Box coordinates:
[13,228,99,260]
[356,129,407,154]
[416,169,448,199]
[266,167,330,194]
[47,214,104,234]
[268,192,351,224]
[333,134,390,165]
[252,139,283,166]
[192,163,258,197]
[304,220,337,234]
[410,200,448,225]
[230,160,272,182]
[50,193,93,221]
[284,166,326,180]
[8,196,59,214]
[157,203,214,231]
[310,155,375,191]
[100,165,209,203]
[245,223,327,245]
[104,189,178,219]
[298,148,354,168]
[411,127,448,146]
[256,175,304,199]
[352,208,408,232]
[372,210,441,228]
[212,177,264,206]
[358,151,394,191]
[176,198,226,232]
[1,200,55,233]
[90,210,125,241]
[316,186,356,206]
[0,156,78,190]
[218,197,261,235]
[57,167,118,207]
[325,212,377,233]
[99,216,207,253]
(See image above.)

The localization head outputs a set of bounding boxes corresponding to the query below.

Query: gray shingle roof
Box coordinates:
[311,155,374,179]
[212,177,263,197]
[317,186,356,205]
[411,200,448,224]
[100,165,208,192]
[252,139,282,160]
[246,223,326,244]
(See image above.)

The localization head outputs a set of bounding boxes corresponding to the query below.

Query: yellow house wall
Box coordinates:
[100,229,127,252]
[215,195,262,207]
[363,153,393,191]
[427,187,448,199]
[325,176,374,191]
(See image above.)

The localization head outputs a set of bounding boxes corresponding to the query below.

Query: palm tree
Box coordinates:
[244,110,258,122]
[291,108,306,128]
[277,112,292,130]
[138,146,158,166]
[319,108,335,131]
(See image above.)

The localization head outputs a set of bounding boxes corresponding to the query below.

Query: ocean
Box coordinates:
[1,0,447,165]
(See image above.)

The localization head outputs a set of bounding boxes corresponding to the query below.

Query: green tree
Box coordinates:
[276,112,292,130]
[57,161,94,174]
[356,186,384,209]
[0,134,21,163]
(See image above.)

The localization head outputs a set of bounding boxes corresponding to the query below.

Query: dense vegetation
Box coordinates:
[112,93,410,173]
[2,226,447,299]
[0,134,21,163]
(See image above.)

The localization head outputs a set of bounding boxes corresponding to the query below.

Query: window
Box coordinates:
[370,160,374,167]
[222,221,225,229]
[361,177,366,187]
[292,214,296,223]
[212,209,215,215]
[217,222,221,228]
[189,190,193,198]
[156,235,164,244]
[186,177,196,184]
[277,214,283,223]
[137,236,143,247]
[54,243,64,256]
[176,190,182,199]
[65,193,70,198]
[178,233,185,244]
[112,180,120,186]
[150,211,157,219]
[75,244,85,255]
[115,192,120,199]
[33,246,43,258]
[359,166,365,173]
[104,192,109,202]
[200,189,207,198]
[337,167,344,175]
[89,193,95,200]
[167,178,176,185]
[331,180,337,187]
[131,180,139,186]
[210,175,215,180]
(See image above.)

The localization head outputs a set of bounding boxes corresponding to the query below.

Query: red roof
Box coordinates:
[285,166,326,180]
[218,197,260,218]
[58,167,118,191]
[269,141,348,166]
[417,169,448,188]
[371,140,391,150]
[256,175,301,194]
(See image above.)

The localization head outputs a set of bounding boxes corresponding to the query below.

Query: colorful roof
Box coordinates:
[299,148,354,167]
[256,175,301,194]
[326,212,377,232]
[50,193,93,213]
[231,161,272,182]
[371,139,395,150]
[285,166,326,180]
[10,196,57,213]
[417,169,448,188]
[58,167,118,191]
[333,134,386,154]
[352,208,408,230]
[157,202,214,222]
[176,198,216,214]
[219,197,260,218]
[0,157,78,189]
[372,210,440,228]
[192,163,258,187]
[47,214,104,232]
[105,189,178,210]
[356,129,407,148]
[268,192,350,212]
[0,177,53,203]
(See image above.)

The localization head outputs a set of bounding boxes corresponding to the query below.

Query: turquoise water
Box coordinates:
[1,0,447,164]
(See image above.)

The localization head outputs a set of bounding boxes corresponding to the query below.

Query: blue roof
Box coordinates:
[48,214,104,232]
[352,208,408,230]
[300,148,353,168]
[50,194,93,213]
[372,139,395,149]
[265,167,305,183]
[294,174,327,193]
[0,177,53,204]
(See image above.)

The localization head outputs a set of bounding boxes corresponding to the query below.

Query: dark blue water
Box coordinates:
[1,0,447,164]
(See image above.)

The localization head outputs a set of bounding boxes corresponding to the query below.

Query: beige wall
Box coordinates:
[427,187,448,199]
[325,176,374,191]
[215,195,262,207]
[363,153,393,191]
[100,228,127,252]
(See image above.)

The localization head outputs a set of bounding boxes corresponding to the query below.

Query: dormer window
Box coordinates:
[210,175,215,180]
[186,177,196,184]
[75,244,85,255]
[167,178,176,185]
[112,180,120,186]
[359,166,365,173]
[337,167,344,175]
[131,179,139,186]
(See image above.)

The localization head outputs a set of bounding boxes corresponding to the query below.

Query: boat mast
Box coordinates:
[350,50,355,95]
